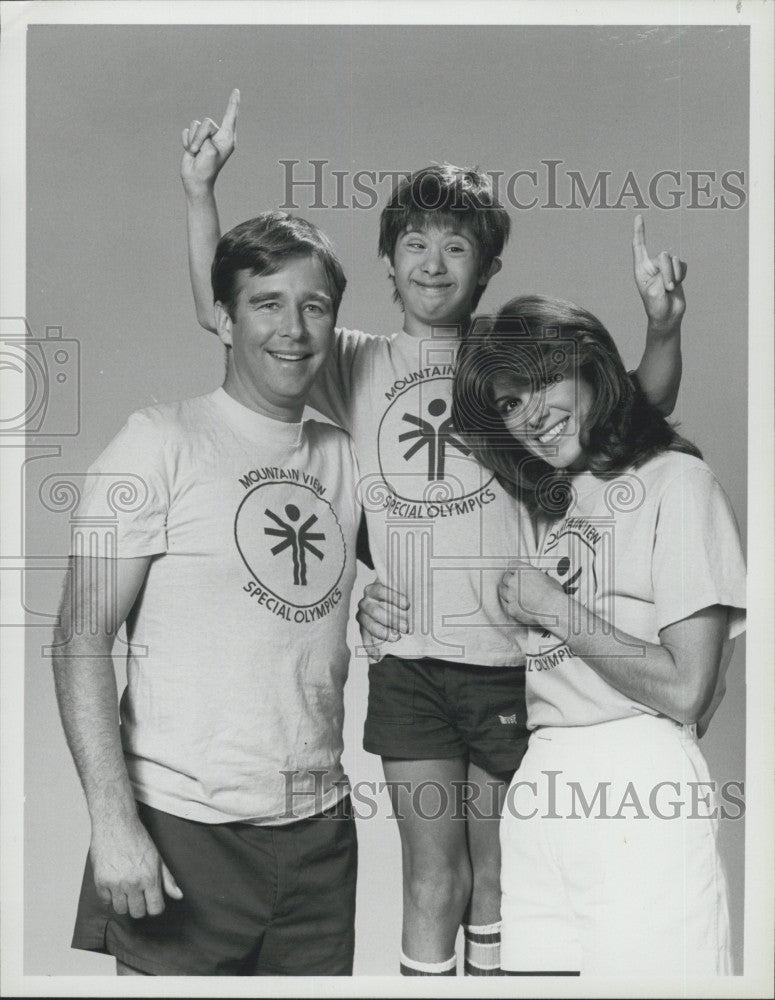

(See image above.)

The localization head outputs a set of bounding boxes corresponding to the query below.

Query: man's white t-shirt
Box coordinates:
[74,388,359,824]
[310,327,533,666]
[523,451,746,730]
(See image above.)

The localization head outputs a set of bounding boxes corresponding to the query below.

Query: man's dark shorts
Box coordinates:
[72,797,357,976]
[363,655,529,776]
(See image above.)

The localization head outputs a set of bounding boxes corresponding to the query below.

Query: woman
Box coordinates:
[451,295,746,976]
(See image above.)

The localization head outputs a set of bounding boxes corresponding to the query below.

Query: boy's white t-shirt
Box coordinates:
[522,451,746,729]
[310,326,533,666]
[74,388,359,824]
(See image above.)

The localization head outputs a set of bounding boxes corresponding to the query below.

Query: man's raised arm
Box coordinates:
[52,555,183,919]
[181,89,240,332]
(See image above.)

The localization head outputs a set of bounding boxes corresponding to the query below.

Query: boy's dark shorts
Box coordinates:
[363,655,529,776]
[72,797,357,976]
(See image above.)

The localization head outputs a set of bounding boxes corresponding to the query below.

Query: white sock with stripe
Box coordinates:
[464,921,501,975]
[400,951,457,976]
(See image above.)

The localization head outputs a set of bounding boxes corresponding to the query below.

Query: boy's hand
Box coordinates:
[357,580,410,641]
[181,88,240,195]
[632,214,687,333]
[356,580,410,660]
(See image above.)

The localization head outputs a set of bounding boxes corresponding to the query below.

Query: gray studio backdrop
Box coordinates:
[23,24,748,975]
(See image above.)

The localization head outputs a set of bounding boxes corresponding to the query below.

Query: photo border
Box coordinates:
[1,2,772,997]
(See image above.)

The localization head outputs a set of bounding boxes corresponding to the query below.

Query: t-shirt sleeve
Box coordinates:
[306,327,366,431]
[73,410,170,558]
[651,464,746,638]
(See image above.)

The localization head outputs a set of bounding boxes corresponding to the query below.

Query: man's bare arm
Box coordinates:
[52,555,183,918]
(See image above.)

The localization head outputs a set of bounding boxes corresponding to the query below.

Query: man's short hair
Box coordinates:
[378,164,511,309]
[212,211,347,320]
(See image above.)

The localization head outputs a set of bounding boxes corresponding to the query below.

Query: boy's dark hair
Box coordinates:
[212,211,347,320]
[452,294,701,516]
[378,164,510,310]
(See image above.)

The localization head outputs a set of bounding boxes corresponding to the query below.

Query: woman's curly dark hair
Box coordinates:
[452,295,700,516]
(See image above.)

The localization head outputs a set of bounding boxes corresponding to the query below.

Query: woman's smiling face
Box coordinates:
[490,369,594,472]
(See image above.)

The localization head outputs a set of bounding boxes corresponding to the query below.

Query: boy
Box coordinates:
[53,213,362,975]
[181,90,685,975]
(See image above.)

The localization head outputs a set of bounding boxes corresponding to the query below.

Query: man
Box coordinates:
[52,212,363,975]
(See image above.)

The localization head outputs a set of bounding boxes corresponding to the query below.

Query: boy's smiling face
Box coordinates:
[390,220,499,337]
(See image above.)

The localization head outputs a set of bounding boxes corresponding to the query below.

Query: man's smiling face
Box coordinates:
[216,254,335,422]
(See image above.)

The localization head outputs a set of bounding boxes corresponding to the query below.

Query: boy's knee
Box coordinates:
[404,858,472,916]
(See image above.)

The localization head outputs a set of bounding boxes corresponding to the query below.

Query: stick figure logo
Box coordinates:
[399,398,471,482]
[555,555,583,595]
[544,528,599,604]
[377,377,493,504]
[264,503,325,586]
[235,482,346,610]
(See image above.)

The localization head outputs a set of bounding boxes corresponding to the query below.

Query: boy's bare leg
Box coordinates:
[382,757,471,971]
[465,761,508,923]
[116,960,150,975]
[463,761,511,975]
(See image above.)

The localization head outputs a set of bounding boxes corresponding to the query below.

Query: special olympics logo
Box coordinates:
[543,528,600,607]
[235,483,346,608]
[377,378,493,504]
